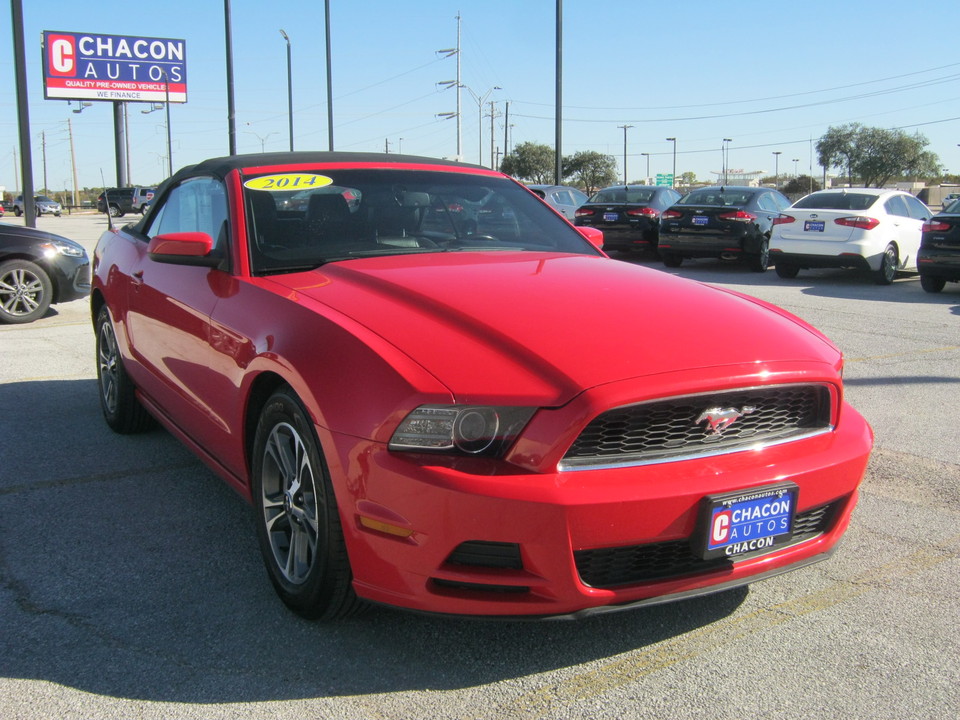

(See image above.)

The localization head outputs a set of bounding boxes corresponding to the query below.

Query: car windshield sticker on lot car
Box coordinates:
[699,482,798,560]
[244,174,334,191]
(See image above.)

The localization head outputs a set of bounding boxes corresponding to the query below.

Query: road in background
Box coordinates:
[1,215,958,719]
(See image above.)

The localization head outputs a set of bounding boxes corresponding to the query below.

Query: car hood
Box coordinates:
[266,252,839,405]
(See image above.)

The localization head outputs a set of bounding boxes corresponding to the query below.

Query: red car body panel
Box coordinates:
[92,153,872,618]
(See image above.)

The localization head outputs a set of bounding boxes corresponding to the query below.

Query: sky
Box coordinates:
[2,0,958,194]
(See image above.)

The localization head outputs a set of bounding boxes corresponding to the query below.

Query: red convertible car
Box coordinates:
[92,153,872,619]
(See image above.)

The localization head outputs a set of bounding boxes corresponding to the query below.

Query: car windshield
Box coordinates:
[677,189,754,206]
[793,193,879,211]
[590,188,656,204]
[243,168,599,274]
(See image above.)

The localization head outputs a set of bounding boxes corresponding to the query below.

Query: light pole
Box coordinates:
[641,152,650,183]
[141,70,174,177]
[722,138,733,184]
[772,151,782,189]
[618,125,633,185]
[245,125,277,152]
[461,85,500,166]
[793,158,800,177]
[666,137,676,188]
[279,29,293,151]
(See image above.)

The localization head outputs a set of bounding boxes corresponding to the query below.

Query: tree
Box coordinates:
[781,175,822,196]
[499,142,557,185]
[816,124,941,187]
[564,151,617,194]
[679,171,697,187]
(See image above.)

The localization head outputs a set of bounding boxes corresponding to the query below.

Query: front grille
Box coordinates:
[561,384,832,470]
[574,502,837,589]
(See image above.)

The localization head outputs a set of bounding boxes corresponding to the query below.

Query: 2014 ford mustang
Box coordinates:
[92,153,873,619]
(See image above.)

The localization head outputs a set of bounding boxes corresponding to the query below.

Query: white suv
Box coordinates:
[770,188,930,285]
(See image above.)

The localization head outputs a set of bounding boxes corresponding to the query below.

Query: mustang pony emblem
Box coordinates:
[696,406,756,435]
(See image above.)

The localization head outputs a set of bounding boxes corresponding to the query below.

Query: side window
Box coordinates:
[757,193,777,213]
[904,195,929,220]
[884,195,909,218]
[147,177,229,249]
[554,190,573,207]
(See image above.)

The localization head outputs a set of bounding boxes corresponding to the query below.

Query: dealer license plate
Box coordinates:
[804,220,825,232]
[696,482,797,560]
[692,215,709,226]
[603,212,619,222]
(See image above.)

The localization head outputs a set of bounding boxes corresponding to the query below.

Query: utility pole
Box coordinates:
[489,100,497,169]
[503,101,510,157]
[618,125,633,186]
[67,118,79,207]
[41,132,48,193]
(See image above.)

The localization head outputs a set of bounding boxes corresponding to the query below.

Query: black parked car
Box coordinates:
[658,186,792,271]
[918,206,960,293]
[574,185,682,254]
[0,223,91,323]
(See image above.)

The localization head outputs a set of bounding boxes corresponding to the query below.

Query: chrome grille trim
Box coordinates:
[559,383,834,472]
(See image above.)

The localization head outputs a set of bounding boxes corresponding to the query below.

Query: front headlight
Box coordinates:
[389,405,536,457]
[41,239,85,258]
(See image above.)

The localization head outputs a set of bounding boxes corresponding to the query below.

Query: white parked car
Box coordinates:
[770,188,931,284]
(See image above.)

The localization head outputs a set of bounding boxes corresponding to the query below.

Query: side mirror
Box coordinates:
[147,232,220,267]
[577,225,605,251]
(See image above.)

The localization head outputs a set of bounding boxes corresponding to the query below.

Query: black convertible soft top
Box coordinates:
[176,152,486,183]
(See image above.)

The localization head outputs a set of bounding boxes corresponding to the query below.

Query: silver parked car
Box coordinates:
[13,194,62,217]
[527,184,588,221]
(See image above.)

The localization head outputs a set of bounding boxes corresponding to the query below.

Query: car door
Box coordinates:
[901,194,930,269]
[124,175,235,448]
[884,195,924,270]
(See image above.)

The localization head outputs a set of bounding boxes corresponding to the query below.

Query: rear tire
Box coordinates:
[920,274,946,293]
[749,237,769,273]
[775,263,800,279]
[661,253,683,268]
[96,306,154,433]
[875,244,898,285]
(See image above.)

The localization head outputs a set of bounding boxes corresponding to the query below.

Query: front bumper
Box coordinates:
[325,403,872,618]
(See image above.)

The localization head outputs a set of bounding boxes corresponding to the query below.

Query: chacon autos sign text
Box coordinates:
[42,31,187,103]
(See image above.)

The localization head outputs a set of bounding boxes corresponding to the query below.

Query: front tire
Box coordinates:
[0,259,52,324]
[920,274,946,293]
[96,306,154,433]
[875,244,898,285]
[252,387,361,620]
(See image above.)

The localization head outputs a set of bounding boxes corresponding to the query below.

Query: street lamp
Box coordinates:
[666,137,676,188]
[722,138,732,184]
[641,152,650,183]
[245,124,278,152]
[460,84,500,166]
[772,151,782,189]
[279,29,293,151]
[618,125,633,185]
[792,158,800,177]
[142,71,173,177]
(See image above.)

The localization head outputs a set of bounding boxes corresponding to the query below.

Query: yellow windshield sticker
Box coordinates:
[244,174,333,191]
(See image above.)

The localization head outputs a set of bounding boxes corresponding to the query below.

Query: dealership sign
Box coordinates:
[42,31,187,103]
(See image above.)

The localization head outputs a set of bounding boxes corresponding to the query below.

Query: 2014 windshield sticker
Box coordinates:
[244,174,333,191]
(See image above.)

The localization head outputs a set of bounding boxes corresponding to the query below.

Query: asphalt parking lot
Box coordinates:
[1,213,958,720]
